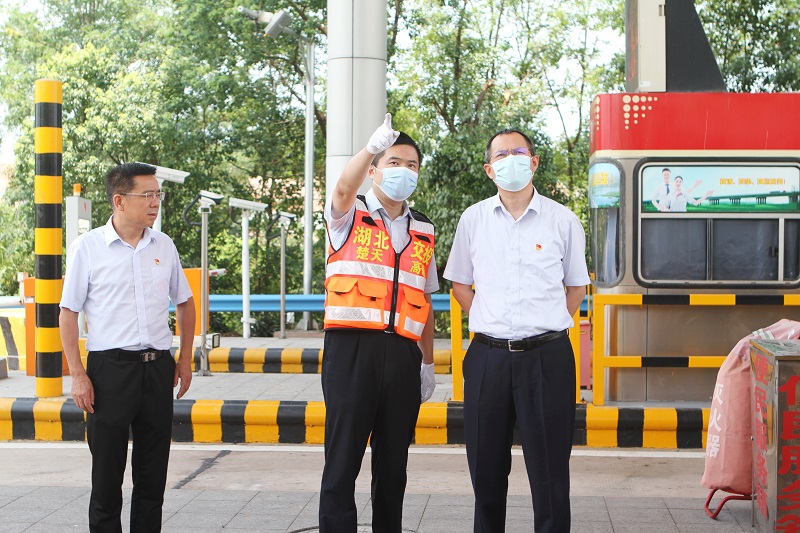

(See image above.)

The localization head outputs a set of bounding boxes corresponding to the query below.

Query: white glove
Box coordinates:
[366,113,400,155]
[420,363,436,403]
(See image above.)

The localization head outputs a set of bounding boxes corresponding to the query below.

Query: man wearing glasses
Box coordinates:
[60,162,195,533]
[444,129,589,533]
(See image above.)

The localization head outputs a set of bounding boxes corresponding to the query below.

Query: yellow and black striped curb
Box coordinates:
[174,348,453,374]
[0,399,708,448]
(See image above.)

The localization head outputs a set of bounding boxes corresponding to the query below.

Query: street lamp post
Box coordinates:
[229,197,269,338]
[183,190,225,376]
[301,39,315,330]
[239,5,316,330]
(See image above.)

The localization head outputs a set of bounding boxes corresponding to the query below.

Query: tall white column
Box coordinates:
[326,0,388,202]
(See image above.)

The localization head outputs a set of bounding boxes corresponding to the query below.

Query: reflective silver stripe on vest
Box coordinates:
[325,260,393,282]
[325,306,423,337]
[354,198,369,212]
[325,261,426,291]
[325,306,385,324]
[403,316,426,338]
[397,270,426,291]
[409,218,434,236]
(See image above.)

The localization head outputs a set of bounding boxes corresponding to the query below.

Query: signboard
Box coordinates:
[750,339,800,532]
[589,162,622,208]
[590,93,800,155]
[641,164,800,213]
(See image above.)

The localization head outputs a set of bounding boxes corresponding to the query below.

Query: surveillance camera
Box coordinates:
[134,162,190,184]
[199,190,224,205]
[279,211,296,221]
[264,9,294,38]
[237,6,275,24]
[229,197,268,212]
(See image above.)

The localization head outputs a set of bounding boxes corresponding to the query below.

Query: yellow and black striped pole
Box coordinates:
[34,79,63,398]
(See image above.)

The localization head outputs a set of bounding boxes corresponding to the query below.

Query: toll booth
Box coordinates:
[588,92,800,404]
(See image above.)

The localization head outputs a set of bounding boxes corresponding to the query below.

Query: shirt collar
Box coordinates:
[103,216,154,247]
[364,188,410,221]
[490,187,541,216]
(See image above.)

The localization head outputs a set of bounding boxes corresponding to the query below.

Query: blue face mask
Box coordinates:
[491,155,533,192]
[377,167,418,201]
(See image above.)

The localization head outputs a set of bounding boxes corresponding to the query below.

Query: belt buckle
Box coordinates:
[141,350,157,362]
[507,340,525,353]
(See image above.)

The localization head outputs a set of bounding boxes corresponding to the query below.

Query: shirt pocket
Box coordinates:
[523,238,564,285]
[150,265,172,302]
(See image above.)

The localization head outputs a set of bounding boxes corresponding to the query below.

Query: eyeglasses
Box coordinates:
[491,147,532,161]
[120,191,166,202]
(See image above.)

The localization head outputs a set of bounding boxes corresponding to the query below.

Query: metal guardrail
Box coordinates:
[591,293,800,406]
[206,293,452,313]
[0,296,21,308]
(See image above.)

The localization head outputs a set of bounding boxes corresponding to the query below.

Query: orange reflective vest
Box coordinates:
[324,196,435,341]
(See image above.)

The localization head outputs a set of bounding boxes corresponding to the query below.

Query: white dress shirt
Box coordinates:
[325,189,440,294]
[444,190,590,339]
[60,217,193,351]
[652,182,670,208]
[666,190,692,212]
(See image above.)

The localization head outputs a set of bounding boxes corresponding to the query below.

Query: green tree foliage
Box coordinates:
[0,0,326,335]
[698,0,800,92]
[0,0,624,334]
[390,0,623,269]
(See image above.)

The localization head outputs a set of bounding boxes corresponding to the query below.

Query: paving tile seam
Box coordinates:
[286,492,323,531]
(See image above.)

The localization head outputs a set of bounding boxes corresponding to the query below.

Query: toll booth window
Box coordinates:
[591,208,621,285]
[637,163,800,286]
[589,161,623,287]
[641,219,707,280]
[786,220,800,280]
[712,220,778,281]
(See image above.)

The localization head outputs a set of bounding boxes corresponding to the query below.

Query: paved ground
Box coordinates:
[0,336,456,403]
[0,443,752,533]
[0,334,752,532]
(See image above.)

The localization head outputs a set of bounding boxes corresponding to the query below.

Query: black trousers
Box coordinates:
[86,351,176,533]
[319,329,423,533]
[463,335,576,533]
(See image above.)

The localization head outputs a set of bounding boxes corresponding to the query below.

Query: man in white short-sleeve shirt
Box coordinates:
[444,129,590,533]
[60,162,195,533]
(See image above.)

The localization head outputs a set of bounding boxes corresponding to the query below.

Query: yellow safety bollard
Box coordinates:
[450,290,466,402]
[33,79,64,397]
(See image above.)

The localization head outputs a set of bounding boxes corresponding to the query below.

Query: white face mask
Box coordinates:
[491,155,533,192]
[377,167,419,201]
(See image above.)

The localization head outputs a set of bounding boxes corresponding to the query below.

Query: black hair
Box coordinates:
[662,168,671,174]
[485,129,536,163]
[105,162,157,207]
[371,132,423,167]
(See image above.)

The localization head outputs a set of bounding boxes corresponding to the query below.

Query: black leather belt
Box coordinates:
[91,348,170,363]
[474,330,568,352]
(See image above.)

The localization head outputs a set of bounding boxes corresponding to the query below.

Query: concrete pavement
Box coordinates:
[0,334,751,531]
[0,443,752,532]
